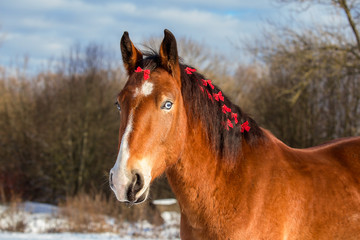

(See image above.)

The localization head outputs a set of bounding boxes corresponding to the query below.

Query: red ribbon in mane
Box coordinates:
[202,79,214,89]
[134,66,142,72]
[143,69,150,80]
[213,91,224,102]
[185,67,196,74]
[226,119,233,130]
[240,121,251,133]
[206,89,213,101]
[231,112,238,124]
[222,104,231,114]
[134,66,150,80]
[222,119,234,131]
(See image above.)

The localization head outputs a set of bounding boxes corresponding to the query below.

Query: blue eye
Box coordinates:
[162,101,173,110]
[114,102,121,111]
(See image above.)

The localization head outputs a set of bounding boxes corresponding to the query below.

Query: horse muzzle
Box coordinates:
[109,169,149,204]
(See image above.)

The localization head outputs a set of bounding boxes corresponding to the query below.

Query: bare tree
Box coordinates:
[142,36,233,85]
[239,0,360,147]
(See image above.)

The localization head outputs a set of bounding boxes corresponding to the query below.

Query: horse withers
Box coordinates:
[109,29,360,239]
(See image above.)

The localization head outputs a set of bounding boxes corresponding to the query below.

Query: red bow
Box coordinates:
[143,69,150,80]
[134,67,150,80]
[231,112,238,124]
[213,91,224,102]
[240,121,250,133]
[226,119,233,130]
[222,119,234,131]
[206,89,213,101]
[185,67,196,74]
[222,104,231,114]
[202,79,214,89]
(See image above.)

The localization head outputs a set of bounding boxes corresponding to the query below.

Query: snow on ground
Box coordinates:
[22,202,58,214]
[0,201,180,239]
[152,199,178,205]
[0,201,65,233]
[0,232,129,240]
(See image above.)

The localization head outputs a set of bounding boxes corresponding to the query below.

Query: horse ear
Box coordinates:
[120,31,143,75]
[159,29,180,81]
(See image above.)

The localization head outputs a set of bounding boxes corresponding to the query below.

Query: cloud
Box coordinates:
[0,0,337,72]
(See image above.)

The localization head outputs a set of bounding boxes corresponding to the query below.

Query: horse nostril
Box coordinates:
[109,172,114,188]
[127,171,144,202]
[133,173,143,193]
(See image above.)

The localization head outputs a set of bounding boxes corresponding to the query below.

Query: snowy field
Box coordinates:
[0,201,180,240]
[0,232,141,240]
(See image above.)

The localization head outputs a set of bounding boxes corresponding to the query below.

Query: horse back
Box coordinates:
[299,136,360,177]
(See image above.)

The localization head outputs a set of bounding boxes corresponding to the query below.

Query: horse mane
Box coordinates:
[141,51,264,164]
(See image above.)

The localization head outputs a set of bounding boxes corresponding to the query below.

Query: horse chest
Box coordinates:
[180,212,235,240]
[178,194,239,239]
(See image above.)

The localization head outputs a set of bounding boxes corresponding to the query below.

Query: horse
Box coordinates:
[109,29,360,239]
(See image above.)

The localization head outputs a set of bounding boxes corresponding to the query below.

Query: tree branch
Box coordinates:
[339,0,360,51]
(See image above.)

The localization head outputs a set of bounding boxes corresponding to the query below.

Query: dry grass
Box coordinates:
[0,194,27,232]
[57,192,121,233]
[0,189,176,235]
[57,191,165,233]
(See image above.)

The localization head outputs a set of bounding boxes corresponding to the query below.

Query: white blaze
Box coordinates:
[110,111,133,201]
[134,81,153,97]
[111,81,155,202]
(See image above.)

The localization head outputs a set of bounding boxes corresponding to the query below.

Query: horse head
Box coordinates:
[109,30,187,204]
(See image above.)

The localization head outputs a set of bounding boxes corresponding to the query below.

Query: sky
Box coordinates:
[0,0,336,73]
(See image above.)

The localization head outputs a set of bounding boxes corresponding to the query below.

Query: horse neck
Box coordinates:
[165,126,280,229]
[167,124,258,214]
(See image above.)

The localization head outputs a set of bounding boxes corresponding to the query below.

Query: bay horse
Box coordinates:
[109,29,360,239]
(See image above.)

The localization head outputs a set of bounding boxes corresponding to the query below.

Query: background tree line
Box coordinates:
[0,0,359,204]
[0,44,122,202]
[239,0,360,147]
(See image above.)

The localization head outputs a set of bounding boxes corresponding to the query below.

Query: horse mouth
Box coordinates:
[135,188,149,203]
[130,186,149,205]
